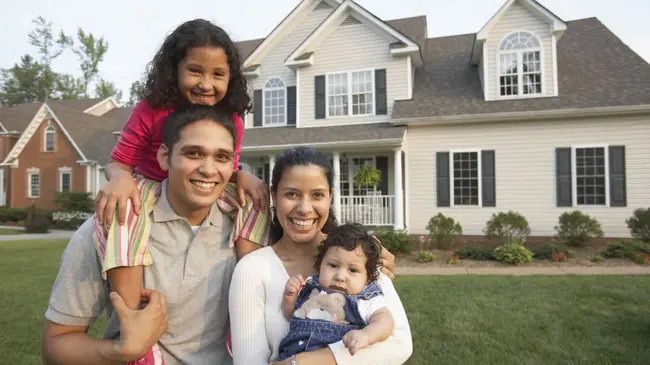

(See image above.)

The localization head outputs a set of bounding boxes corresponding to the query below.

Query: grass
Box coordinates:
[0,227,23,235]
[1,240,649,365]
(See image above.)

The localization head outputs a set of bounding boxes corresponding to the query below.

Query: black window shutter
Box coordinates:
[376,156,389,195]
[481,150,496,207]
[609,145,626,207]
[375,69,387,115]
[315,75,326,119]
[436,152,450,207]
[556,147,572,207]
[287,86,296,126]
[253,90,263,127]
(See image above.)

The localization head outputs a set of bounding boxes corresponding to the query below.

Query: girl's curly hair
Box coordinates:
[315,223,382,284]
[139,19,252,115]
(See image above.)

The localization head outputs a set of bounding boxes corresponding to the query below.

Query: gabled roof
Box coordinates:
[0,102,42,133]
[285,0,421,67]
[236,38,264,60]
[392,18,650,121]
[476,0,566,42]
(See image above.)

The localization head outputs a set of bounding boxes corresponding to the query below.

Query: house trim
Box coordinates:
[243,0,339,68]
[392,104,650,126]
[482,42,489,100]
[0,122,7,133]
[43,124,56,152]
[552,33,559,96]
[27,168,40,198]
[83,95,120,114]
[296,68,301,127]
[242,137,404,152]
[58,167,72,192]
[285,0,421,66]
[406,56,412,99]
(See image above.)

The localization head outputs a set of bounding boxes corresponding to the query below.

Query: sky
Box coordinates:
[1,0,649,102]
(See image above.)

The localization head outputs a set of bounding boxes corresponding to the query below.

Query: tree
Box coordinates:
[71,29,108,97]
[55,74,85,100]
[126,80,141,107]
[27,16,72,99]
[94,78,122,101]
[0,55,48,106]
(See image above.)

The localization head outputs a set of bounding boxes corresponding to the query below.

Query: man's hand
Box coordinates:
[342,330,370,355]
[96,174,140,227]
[283,275,305,299]
[111,289,168,361]
[235,170,269,210]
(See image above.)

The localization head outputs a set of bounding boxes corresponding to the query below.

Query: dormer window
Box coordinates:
[498,31,542,97]
[263,77,286,126]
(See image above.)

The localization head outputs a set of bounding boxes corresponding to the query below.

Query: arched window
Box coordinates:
[44,126,55,152]
[498,31,542,96]
[263,77,286,126]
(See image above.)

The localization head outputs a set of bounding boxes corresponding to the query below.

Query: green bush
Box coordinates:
[494,242,534,265]
[0,207,27,222]
[555,211,604,247]
[454,245,496,260]
[416,251,437,263]
[484,211,531,245]
[532,243,568,260]
[626,208,650,243]
[54,192,94,213]
[24,204,50,233]
[372,228,412,254]
[602,240,650,260]
[590,255,605,263]
[426,213,462,249]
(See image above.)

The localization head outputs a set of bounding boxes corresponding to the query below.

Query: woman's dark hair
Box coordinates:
[139,18,252,115]
[314,223,382,283]
[270,147,338,243]
[161,103,236,151]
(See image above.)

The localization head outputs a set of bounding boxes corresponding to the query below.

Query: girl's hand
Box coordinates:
[283,275,305,298]
[235,170,269,211]
[96,174,140,227]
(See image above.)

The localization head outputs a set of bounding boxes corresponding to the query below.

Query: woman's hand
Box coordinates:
[96,173,140,227]
[377,242,396,280]
[234,170,269,210]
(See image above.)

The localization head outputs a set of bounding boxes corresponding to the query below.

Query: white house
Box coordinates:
[236,0,650,237]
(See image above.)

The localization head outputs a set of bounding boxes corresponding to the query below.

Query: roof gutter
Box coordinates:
[241,137,404,152]
[392,104,650,126]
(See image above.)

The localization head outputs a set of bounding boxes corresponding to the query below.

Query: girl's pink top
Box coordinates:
[111,100,243,182]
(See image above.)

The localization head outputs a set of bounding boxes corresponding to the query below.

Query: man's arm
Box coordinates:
[41,322,122,365]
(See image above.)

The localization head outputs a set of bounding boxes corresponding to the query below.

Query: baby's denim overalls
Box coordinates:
[278,276,383,360]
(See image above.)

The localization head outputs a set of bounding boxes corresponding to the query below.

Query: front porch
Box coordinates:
[240,148,405,229]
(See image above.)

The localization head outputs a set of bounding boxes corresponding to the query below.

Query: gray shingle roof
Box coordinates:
[0,102,41,132]
[236,38,265,60]
[242,123,405,148]
[393,18,650,120]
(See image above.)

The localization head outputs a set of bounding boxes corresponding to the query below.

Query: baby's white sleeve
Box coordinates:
[357,295,389,324]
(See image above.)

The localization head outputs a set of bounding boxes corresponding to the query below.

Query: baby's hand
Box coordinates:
[283,275,305,298]
[342,330,370,355]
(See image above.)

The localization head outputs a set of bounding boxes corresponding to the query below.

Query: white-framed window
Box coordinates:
[28,169,40,198]
[451,151,481,206]
[340,158,350,196]
[44,125,55,152]
[59,168,72,192]
[498,31,542,97]
[573,146,608,206]
[326,70,374,117]
[263,77,286,126]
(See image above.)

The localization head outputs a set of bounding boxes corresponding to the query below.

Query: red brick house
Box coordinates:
[0,98,131,210]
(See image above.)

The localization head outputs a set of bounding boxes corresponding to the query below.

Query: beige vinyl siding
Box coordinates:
[299,19,409,127]
[251,5,333,91]
[405,115,650,237]
[486,2,554,100]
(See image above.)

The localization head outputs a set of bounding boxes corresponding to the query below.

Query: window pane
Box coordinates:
[351,71,373,115]
[453,152,479,206]
[575,147,606,205]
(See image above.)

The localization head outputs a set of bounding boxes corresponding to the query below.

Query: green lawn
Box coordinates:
[1,240,649,365]
[0,227,23,235]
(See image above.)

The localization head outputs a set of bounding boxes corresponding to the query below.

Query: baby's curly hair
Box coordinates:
[315,223,382,284]
[139,19,252,115]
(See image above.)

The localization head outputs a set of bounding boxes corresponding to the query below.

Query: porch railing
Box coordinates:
[340,195,394,226]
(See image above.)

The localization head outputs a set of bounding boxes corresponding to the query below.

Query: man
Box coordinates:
[41,105,264,365]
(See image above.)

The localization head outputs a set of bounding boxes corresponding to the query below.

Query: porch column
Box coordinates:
[393,148,404,230]
[268,154,275,186]
[332,152,341,223]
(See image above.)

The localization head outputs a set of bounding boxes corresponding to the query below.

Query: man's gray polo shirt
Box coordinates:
[46,181,236,364]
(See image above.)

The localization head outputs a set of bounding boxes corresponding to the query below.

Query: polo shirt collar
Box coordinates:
[153,179,223,227]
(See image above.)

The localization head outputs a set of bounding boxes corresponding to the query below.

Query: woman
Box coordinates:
[229,147,413,365]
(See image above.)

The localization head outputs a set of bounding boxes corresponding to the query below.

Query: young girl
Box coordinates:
[93,19,269,365]
[278,223,395,362]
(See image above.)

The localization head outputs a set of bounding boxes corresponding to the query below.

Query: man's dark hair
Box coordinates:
[161,103,236,151]
[315,223,382,283]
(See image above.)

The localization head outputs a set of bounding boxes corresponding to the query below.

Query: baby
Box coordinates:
[278,223,395,360]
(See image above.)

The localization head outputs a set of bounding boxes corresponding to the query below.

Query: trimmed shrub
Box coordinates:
[454,245,496,260]
[416,251,437,263]
[24,204,50,233]
[54,192,94,213]
[0,207,27,223]
[426,213,462,249]
[555,211,604,247]
[372,228,412,254]
[484,211,531,245]
[602,240,650,260]
[494,242,534,265]
[533,243,568,260]
[626,208,650,243]
[590,255,605,263]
